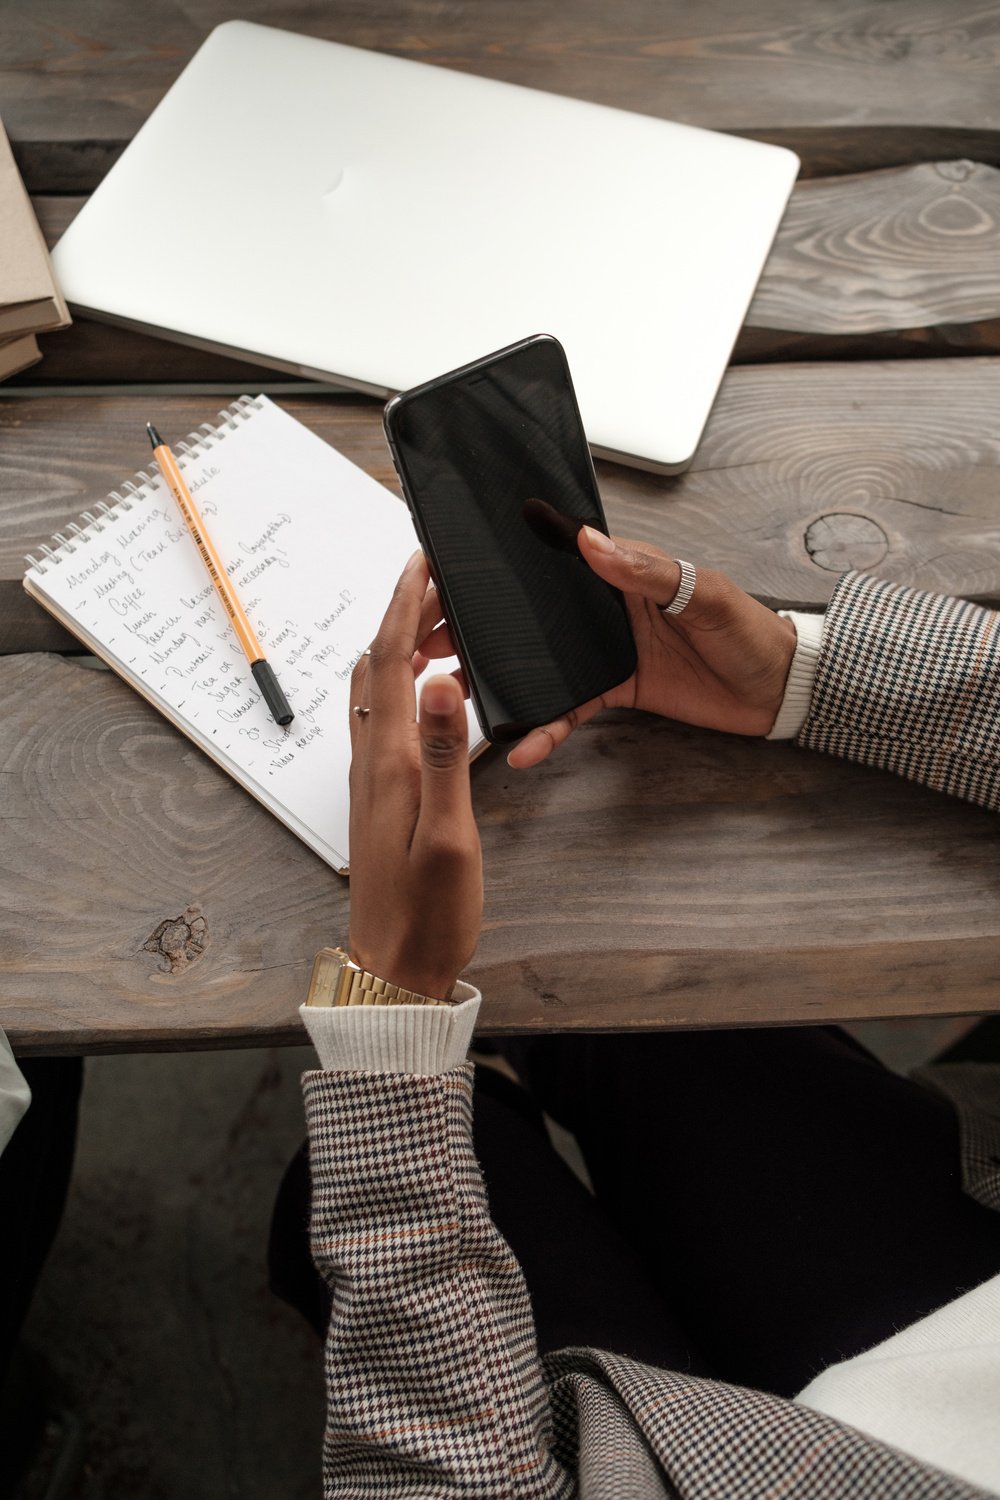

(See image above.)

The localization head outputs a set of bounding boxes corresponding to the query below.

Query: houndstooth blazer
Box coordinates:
[304,573,1000,1499]
[304,1065,994,1499]
[797,571,1000,810]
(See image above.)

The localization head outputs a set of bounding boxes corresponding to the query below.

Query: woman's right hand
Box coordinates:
[506,528,798,768]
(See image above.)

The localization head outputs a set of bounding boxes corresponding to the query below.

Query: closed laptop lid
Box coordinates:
[52,21,798,473]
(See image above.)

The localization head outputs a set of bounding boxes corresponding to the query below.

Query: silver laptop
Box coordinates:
[52,21,798,473]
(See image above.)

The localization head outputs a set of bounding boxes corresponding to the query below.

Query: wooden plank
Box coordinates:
[2,0,199,192]
[3,654,998,1055]
[21,160,1000,387]
[757,159,1000,333]
[0,652,336,1054]
[642,359,1000,611]
[5,2,1000,192]
[3,364,999,653]
[742,159,1000,350]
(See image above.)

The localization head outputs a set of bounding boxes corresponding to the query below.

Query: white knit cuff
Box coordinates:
[299,981,481,1076]
[766,611,826,741]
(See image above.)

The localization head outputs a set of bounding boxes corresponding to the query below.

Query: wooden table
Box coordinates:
[3,2,1000,1055]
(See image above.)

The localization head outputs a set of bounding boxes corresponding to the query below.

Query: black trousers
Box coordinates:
[269,1026,1000,1398]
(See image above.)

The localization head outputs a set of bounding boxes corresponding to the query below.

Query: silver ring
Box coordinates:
[660,559,696,617]
[352,705,370,718]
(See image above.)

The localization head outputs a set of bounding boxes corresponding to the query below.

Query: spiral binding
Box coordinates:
[24,395,263,575]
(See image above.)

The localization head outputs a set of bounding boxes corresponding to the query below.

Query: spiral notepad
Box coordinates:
[24,395,480,872]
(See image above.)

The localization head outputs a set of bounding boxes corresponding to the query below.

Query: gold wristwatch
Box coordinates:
[305,946,453,1008]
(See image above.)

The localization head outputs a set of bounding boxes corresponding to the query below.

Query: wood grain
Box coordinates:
[630,359,1000,610]
[3,655,997,1055]
[5,1,1000,191]
[0,652,337,1053]
[4,5,999,1058]
[21,161,1000,388]
[746,160,1000,335]
[3,366,999,655]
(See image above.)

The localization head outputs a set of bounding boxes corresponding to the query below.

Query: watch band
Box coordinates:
[306,946,453,1008]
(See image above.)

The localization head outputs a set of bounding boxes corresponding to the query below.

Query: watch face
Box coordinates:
[307,947,350,1007]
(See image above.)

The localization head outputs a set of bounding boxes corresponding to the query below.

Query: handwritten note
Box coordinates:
[26,396,479,869]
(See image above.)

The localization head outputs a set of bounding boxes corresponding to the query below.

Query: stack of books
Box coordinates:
[0,118,70,380]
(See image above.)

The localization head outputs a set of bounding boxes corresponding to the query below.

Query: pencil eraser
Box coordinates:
[252,659,294,727]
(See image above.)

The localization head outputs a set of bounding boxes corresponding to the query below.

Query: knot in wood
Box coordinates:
[142,905,208,973]
[934,161,974,184]
[921,191,994,238]
[804,513,889,572]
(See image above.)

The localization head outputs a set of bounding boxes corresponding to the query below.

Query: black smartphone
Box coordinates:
[383,334,637,744]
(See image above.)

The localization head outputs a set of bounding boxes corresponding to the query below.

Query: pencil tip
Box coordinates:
[146,423,162,449]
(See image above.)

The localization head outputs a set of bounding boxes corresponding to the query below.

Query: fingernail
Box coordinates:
[404,549,424,572]
[507,730,541,768]
[423,677,458,715]
[583,525,615,554]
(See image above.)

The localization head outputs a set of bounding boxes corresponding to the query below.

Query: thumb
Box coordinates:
[578,525,692,613]
[417,673,473,823]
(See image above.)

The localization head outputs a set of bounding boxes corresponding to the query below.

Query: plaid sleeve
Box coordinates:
[796,573,1000,810]
[303,1065,573,1499]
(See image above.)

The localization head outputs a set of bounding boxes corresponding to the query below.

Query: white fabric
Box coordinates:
[0,1027,31,1154]
[300,983,481,1076]
[766,610,826,740]
[797,1274,1000,1494]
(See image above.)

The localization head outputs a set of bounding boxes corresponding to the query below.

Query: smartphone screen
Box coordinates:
[384,334,637,743]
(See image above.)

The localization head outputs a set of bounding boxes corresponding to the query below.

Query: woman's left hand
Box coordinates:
[346,551,483,1001]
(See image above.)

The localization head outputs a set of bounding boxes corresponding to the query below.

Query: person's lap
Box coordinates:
[0,1055,83,1385]
[268,1057,703,1372]
[469,1061,709,1375]
[497,1026,1000,1394]
[271,1026,1000,1398]
[0,1055,84,1489]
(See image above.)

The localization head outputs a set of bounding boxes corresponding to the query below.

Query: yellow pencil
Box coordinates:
[146,422,293,726]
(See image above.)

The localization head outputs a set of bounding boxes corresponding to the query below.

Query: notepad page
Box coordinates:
[25,396,478,870]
